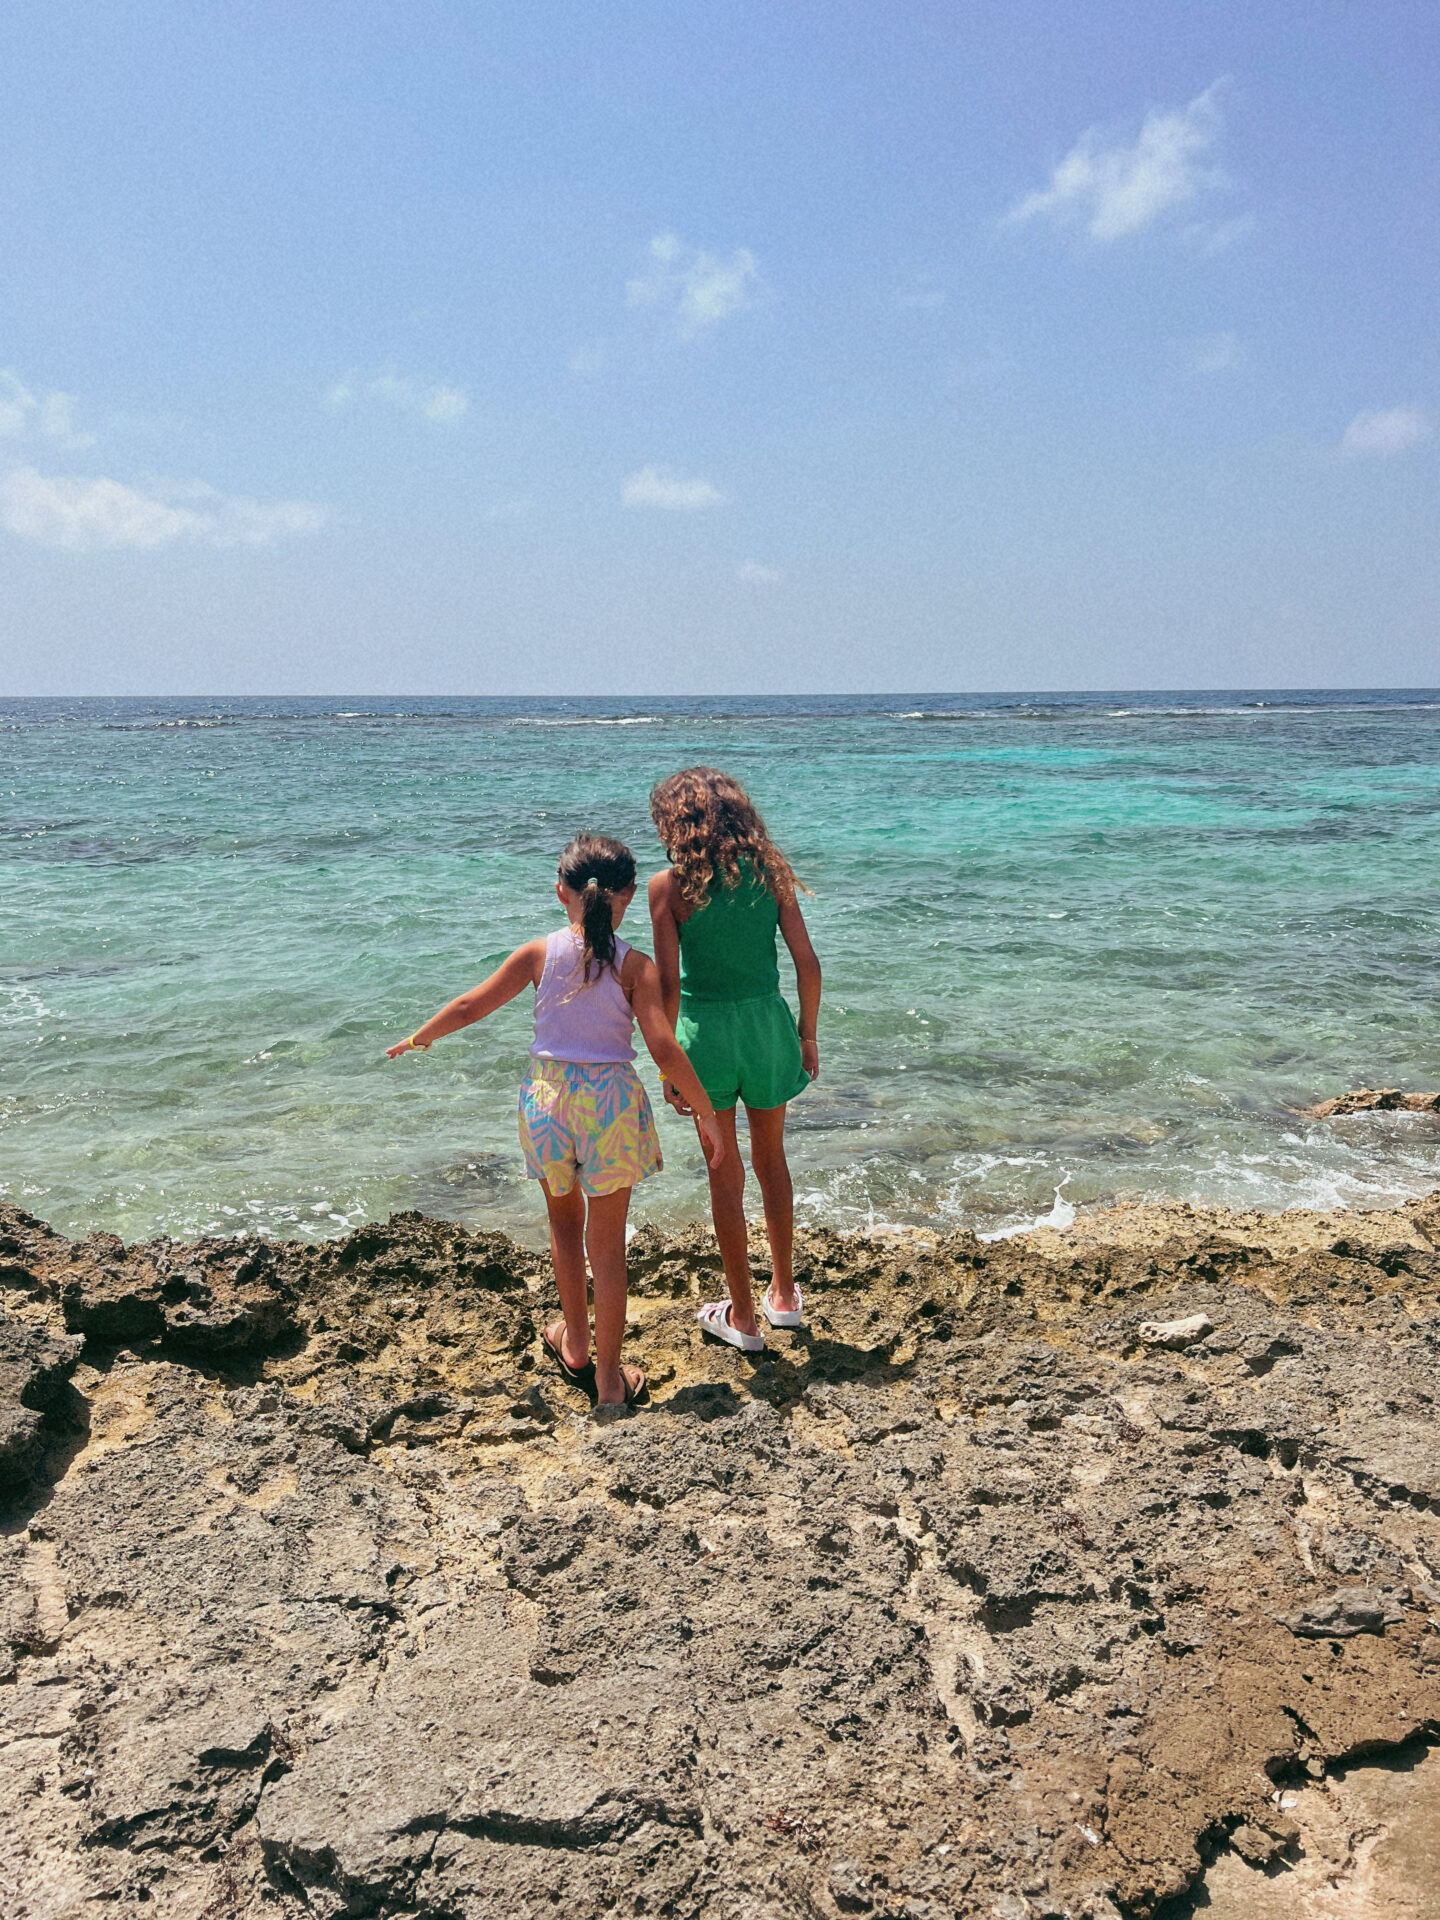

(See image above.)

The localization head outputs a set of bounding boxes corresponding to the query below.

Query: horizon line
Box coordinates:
[5,685,1440,701]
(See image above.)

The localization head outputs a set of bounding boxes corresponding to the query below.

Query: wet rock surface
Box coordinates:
[1305,1089,1440,1118]
[1,1195,1439,1917]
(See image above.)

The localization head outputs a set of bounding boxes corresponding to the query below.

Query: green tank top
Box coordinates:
[677,860,782,1002]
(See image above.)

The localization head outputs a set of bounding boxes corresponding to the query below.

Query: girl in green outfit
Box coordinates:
[648,767,821,1352]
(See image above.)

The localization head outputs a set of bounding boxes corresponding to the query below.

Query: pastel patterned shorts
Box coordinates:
[518,1059,663,1197]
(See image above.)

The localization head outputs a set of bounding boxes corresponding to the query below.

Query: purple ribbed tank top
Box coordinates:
[530,927,636,1063]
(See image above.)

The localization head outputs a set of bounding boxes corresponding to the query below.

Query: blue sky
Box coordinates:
[1,1,1435,694]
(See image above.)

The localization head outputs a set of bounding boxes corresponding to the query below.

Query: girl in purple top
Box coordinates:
[389,835,722,1407]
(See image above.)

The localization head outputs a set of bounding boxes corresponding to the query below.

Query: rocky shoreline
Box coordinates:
[2,1194,1439,1918]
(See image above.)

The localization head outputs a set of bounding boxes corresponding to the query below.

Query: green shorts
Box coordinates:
[676,993,809,1113]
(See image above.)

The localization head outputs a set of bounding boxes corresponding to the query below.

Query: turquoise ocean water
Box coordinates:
[3,693,1438,1249]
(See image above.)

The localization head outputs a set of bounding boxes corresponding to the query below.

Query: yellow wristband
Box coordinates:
[409,1033,432,1051]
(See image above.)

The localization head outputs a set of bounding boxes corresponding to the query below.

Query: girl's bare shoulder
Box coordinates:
[776,887,815,949]
[620,944,658,998]
[514,936,551,984]
[647,867,691,925]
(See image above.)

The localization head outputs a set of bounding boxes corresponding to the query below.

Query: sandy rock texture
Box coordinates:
[2,1194,1439,1919]
[1163,1738,1440,1918]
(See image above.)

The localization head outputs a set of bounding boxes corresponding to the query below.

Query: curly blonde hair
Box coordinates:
[649,767,805,910]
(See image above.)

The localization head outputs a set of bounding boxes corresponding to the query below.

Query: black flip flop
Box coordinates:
[542,1325,597,1399]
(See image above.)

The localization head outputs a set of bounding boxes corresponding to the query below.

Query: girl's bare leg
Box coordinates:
[585,1185,643,1405]
[746,1102,797,1313]
[700,1106,761,1337]
[541,1180,592,1371]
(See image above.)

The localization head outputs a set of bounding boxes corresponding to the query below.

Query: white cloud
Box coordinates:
[1006,82,1232,242]
[1341,406,1431,458]
[1182,211,1256,256]
[568,343,606,377]
[1187,331,1243,375]
[0,370,96,449]
[621,465,725,511]
[325,371,469,425]
[419,386,469,425]
[738,560,784,584]
[0,467,327,552]
[37,393,88,443]
[626,233,759,337]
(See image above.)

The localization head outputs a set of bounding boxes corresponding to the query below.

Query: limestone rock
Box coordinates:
[1137,1311,1215,1349]
[0,1316,82,1492]
[2,1196,1439,1918]
[1280,1586,1408,1638]
[1307,1088,1440,1117]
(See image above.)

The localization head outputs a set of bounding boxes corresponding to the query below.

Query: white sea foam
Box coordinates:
[978,1178,1076,1242]
[506,715,665,728]
[1179,1148,1440,1219]
[1,985,53,1028]
[99,717,233,730]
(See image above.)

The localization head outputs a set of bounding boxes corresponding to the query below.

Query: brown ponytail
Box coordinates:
[558,834,637,982]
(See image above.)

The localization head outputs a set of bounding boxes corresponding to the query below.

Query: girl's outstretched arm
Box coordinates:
[778,893,822,1082]
[624,954,726,1168]
[386,940,546,1057]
